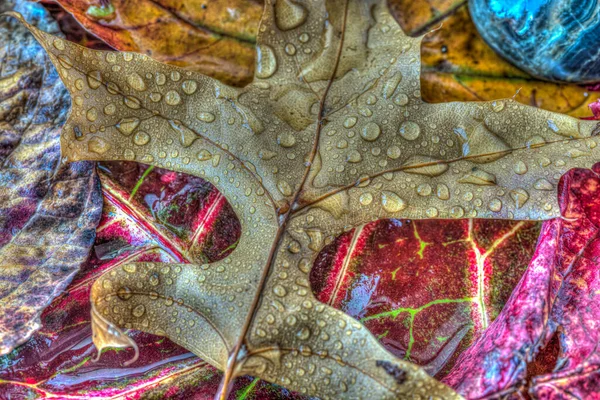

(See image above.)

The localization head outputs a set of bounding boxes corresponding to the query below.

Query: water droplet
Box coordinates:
[285,43,297,55]
[170,71,181,82]
[133,131,150,146]
[275,0,308,30]
[361,122,381,141]
[514,160,528,175]
[343,116,357,128]
[165,90,181,105]
[534,178,553,191]
[403,155,449,177]
[491,100,504,112]
[119,149,134,161]
[86,107,98,122]
[124,96,141,109]
[75,79,84,91]
[381,191,407,213]
[346,150,362,163]
[182,80,198,95]
[399,121,420,140]
[149,273,160,286]
[383,72,403,99]
[386,146,401,159]
[359,192,373,205]
[104,103,116,115]
[127,73,146,92]
[57,55,73,69]
[132,304,145,317]
[87,71,102,89]
[277,132,296,148]
[449,206,464,218]
[417,183,432,196]
[53,38,65,51]
[488,198,502,212]
[394,93,409,106]
[88,137,110,154]
[123,264,136,273]
[169,120,197,147]
[297,327,311,340]
[526,135,546,148]
[117,287,133,300]
[256,45,278,79]
[197,112,216,123]
[105,53,117,63]
[286,315,297,326]
[299,33,310,43]
[437,184,450,200]
[277,180,293,196]
[116,118,140,136]
[458,168,497,186]
[510,188,529,209]
[273,285,287,297]
[425,207,439,217]
[155,73,166,85]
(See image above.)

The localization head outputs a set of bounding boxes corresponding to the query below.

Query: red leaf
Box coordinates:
[311,218,540,379]
[443,164,600,398]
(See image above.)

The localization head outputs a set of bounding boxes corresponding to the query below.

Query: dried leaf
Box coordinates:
[0,1,102,355]
[443,164,600,398]
[8,0,600,397]
[49,0,261,86]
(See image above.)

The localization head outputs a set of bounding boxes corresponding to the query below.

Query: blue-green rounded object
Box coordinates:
[469,0,600,83]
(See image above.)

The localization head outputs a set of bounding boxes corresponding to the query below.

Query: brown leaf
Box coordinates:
[0,1,102,355]
[8,0,600,398]
[49,0,261,86]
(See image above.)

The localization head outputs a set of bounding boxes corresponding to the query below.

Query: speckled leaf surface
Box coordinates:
[0,1,102,355]
[311,218,540,379]
[441,163,600,398]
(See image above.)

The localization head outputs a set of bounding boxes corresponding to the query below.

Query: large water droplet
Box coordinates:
[458,168,497,186]
[165,90,182,106]
[361,122,381,142]
[510,188,529,209]
[403,155,449,177]
[383,72,402,99]
[534,178,553,191]
[275,0,308,31]
[127,72,146,92]
[399,121,420,140]
[256,45,277,79]
[169,120,197,147]
[88,137,110,154]
[116,118,140,136]
[381,191,407,213]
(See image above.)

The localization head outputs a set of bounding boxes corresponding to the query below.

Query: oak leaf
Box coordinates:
[0,1,102,355]
[7,0,600,398]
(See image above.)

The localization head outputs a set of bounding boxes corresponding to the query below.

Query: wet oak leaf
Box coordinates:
[0,1,102,355]
[7,0,600,398]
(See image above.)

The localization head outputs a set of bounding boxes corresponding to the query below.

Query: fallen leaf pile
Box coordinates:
[3,0,600,398]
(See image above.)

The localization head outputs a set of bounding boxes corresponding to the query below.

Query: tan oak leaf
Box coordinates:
[7,0,600,398]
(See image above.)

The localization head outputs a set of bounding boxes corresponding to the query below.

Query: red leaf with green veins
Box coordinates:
[442,164,600,398]
[311,218,540,378]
